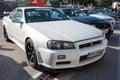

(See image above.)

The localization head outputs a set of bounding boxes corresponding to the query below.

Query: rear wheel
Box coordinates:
[25,39,38,69]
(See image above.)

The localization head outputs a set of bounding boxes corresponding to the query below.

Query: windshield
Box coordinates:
[89,9,108,14]
[63,9,88,17]
[96,9,108,14]
[25,8,69,23]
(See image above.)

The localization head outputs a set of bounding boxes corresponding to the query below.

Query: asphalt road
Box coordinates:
[0,18,120,80]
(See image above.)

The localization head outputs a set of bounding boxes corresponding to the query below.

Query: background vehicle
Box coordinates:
[58,8,114,36]
[0,1,26,17]
[92,8,119,20]
[83,9,116,33]
[3,7,107,73]
[112,2,120,11]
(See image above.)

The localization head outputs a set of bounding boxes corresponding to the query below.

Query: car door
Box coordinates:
[10,9,25,45]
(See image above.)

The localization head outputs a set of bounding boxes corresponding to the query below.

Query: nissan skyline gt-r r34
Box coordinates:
[2,7,107,73]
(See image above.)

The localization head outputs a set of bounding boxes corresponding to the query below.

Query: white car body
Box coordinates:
[3,7,107,70]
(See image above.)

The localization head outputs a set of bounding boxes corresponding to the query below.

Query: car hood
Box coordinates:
[90,14,114,20]
[102,13,116,17]
[71,16,104,24]
[27,20,102,42]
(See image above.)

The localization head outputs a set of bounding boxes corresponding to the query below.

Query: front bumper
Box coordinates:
[102,20,115,35]
[37,38,107,69]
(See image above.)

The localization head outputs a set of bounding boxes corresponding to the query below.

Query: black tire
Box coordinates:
[25,39,38,69]
[3,27,10,42]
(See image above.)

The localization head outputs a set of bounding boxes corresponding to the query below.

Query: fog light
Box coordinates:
[57,55,66,59]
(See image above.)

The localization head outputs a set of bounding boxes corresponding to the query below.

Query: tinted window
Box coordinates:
[63,9,88,17]
[25,8,69,23]
[12,9,23,19]
[89,9,99,14]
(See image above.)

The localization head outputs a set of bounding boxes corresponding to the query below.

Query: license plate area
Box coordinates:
[88,50,101,58]
[79,50,103,62]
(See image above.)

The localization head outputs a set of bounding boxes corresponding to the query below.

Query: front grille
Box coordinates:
[79,40,101,49]
[96,23,110,29]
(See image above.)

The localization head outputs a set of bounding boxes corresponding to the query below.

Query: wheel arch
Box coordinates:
[25,37,44,65]
[25,37,31,44]
[3,25,5,33]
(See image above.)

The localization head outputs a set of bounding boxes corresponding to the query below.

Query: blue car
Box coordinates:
[89,8,119,20]
[58,8,114,36]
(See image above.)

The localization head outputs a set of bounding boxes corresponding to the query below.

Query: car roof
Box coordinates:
[16,6,53,10]
[58,8,78,9]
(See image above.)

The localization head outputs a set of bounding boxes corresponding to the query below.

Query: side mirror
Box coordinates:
[12,18,23,24]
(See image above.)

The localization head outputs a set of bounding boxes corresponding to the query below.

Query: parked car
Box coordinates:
[84,9,116,32]
[3,7,107,73]
[112,2,120,11]
[92,8,119,20]
[104,9,120,20]
[86,9,116,22]
[58,8,114,36]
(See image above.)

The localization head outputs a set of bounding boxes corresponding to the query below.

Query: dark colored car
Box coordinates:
[89,8,119,20]
[104,9,120,20]
[58,8,114,36]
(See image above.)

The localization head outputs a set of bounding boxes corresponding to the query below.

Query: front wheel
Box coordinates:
[25,39,38,69]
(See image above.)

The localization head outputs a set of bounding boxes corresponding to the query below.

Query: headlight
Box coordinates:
[47,40,75,49]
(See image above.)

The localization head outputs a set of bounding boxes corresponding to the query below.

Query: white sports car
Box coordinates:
[3,7,107,73]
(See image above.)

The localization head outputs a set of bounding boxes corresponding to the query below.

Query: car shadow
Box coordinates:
[0,45,14,51]
[0,54,33,80]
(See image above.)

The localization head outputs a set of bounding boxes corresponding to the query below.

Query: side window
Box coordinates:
[50,11,63,19]
[12,9,23,19]
[9,9,16,19]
